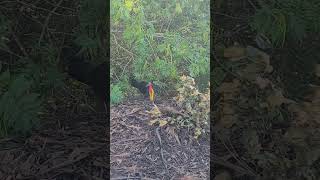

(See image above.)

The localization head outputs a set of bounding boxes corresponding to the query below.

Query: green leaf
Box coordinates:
[175,3,182,14]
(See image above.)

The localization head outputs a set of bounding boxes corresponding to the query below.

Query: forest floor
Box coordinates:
[110,99,209,180]
[212,1,320,180]
[0,94,209,180]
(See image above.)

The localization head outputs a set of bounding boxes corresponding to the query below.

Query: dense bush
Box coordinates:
[111,0,210,103]
[0,72,43,137]
[174,75,210,139]
[0,0,107,137]
[251,0,320,47]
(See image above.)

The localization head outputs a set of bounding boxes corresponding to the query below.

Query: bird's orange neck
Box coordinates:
[148,83,155,102]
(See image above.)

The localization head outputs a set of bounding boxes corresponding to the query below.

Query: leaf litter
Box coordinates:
[213,42,320,179]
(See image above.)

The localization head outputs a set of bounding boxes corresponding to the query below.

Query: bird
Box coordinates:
[60,45,108,112]
[129,75,155,103]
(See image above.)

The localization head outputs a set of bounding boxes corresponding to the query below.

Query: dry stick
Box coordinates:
[120,56,133,78]
[17,0,75,17]
[0,47,23,59]
[43,0,75,11]
[111,137,146,145]
[38,0,64,46]
[111,108,142,120]
[111,177,142,180]
[213,53,249,84]
[111,33,135,58]
[36,147,99,177]
[213,12,245,20]
[11,31,30,59]
[145,31,158,60]
[247,0,258,10]
[212,154,256,177]
[216,133,257,176]
[155,127,169,175]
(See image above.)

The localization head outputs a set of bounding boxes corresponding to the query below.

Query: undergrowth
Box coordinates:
[251,0,320,47]
[174,75,210,139]
[0,72,43,137]
[111,0,209,103]
[0,0,107,137]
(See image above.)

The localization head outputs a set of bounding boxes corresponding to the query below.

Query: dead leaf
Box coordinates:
[68,147,90,161]
[255,33,272,50]
[284,127,309,146]
[266,90,294,108]
[160,106,184,116]
[239,63,264,81]
[146,104,161,117]
[255,76,271,89]
[288,104,310,127]
[218,115,236,128]
[222,104,234,115]
[148,120,158,126]
[223,46,247,61]
[217,79,240,93]
[165,126,181,145]
[246,45,273,73]
[242,130,261,155]
[159,120,168,127]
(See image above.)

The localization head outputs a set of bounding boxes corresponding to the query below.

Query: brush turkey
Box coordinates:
[129,76,155,102]
[60,45,108,112]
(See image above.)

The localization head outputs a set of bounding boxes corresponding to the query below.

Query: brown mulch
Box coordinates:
[0,98,209,180]
[0,111,109,180]
[110,99,210,180]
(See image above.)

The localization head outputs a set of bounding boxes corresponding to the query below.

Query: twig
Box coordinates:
[111,137,146,144]
[213,53,242,79]
[111,176,142,180]
[155,127,169,174]
[0,47,23,59]
[216,133,257,176]
[111,33,135,58]
[17,0,75,16]
[213,12,245,19]
[11,31,30,59]
[38,0,64,46]
[212,154,257,177]
[36,147,97,176]
[247,0,258,10]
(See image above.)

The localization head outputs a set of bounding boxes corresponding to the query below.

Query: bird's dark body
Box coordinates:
[68,57,107,99]
[61,45,108,112]
[129,76,149,97]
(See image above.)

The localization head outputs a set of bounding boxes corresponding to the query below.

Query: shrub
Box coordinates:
[174,75,210,139]
[0,72,43,137]
[111,0,210,93]
[251,0,320,47]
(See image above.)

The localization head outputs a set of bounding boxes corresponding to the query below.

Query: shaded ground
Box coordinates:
[212,1,320,179]
[0,112,109,180]
[0,95,209,180]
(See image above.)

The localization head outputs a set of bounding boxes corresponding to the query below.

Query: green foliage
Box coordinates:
[78,0,107,56]
[111,0,209,92]
[19,44,65,95]
[0,72,43,137]
[251,0,320,46]
[0,15,10,50]
[22,63,65,95]
[111,83,124,104]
